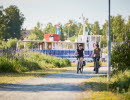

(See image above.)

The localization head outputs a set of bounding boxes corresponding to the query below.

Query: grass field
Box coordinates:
[81,76,123,100]
[0,66,75,84]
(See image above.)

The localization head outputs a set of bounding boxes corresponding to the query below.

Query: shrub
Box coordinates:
[0,50,71,73]
[0,40,7,49]
[6,38,17,48]
[111,41,130,71]
[0,56,26,72]
[110,70,130,93]
[0,38,18,49]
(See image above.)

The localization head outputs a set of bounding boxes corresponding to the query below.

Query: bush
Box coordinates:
[111,41,130,71]
[0,56,26,72]
[0,38,18,49]
[110,70,130,93]
[6,38,17,48]
[0,50,71,73]
[0,40,7,49]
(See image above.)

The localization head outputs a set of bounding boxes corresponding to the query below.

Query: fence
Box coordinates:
[32,50,93,59]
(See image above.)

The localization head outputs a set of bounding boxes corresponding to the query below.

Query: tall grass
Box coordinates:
[0,50,71,73]
[109,70,130,100]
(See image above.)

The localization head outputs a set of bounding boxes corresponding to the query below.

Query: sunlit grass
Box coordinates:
[81,76,123,100]
[0,66,75,84]
[86,62,107,67]
[82,91,122,100]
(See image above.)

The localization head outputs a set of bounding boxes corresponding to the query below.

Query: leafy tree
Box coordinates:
[111,15,125,42]
[26,22,44,48]
[91,21,101,35]
[4,5,25,39]
[101,20,108,48]
[101,15,126,47]
[63,20,82,39]
[43,22,56,34]
[31,22,44,40]
[60,25,65,41]
[0,7,10,40]
[125,16,130,40]
[111,41,130,71]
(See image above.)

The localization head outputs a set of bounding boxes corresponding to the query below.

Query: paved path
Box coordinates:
[0,67,107,100]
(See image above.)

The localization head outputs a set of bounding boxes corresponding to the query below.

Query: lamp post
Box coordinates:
[107,0,111,81]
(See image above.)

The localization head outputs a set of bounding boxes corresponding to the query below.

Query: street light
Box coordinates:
[107,0,111,81]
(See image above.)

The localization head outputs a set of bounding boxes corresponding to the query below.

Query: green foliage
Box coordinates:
[63,20,82,37]
[6,38,17,48]
[111,41,130,71]
[0,56,27,72]
[0,11,10,40]
[25,22,44,48]
[68,35,77,41]
[0,5,25,40]
[0,38,17,49]
[0,40,7,49]
[30,22,44,40]
[5,5,25,39]
[43,22,56,34]
[0,51,71,73]
[60,27,65,41]
[110,70,130,94]
[91,21,101,35]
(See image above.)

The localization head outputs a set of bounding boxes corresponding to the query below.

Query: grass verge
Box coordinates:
[86,62,107,67]
[81,76,123,100]
[0,66,75,84]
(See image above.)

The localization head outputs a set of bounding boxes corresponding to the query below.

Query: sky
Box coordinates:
[0,0,130,29]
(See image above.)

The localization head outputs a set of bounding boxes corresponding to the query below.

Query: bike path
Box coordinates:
[0,67,107,100]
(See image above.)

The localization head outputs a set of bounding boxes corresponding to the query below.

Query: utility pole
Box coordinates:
[107,0,111,81]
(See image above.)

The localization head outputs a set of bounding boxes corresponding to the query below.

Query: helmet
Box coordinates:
[78,44,82,47]
[96,44,99,47]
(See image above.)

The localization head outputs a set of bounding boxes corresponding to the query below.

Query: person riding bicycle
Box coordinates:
[91,44,102,71]
[74,44,85,67]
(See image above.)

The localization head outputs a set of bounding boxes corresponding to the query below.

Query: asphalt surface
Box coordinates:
[0,67,107,100]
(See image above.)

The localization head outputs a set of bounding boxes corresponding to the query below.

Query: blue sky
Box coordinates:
[0,0,130,29]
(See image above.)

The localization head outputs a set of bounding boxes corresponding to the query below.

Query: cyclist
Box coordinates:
[91,44,102,71]
[74,44,85,67]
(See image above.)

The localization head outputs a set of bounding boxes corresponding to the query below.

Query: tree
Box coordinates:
[5,5,25,39]
[63,20,80,38]
[0,7,10,40]
[111,15,125,42]
[101,15,126,48]
[125,16,130,40]
[26,22,44,48]
[101,20,108,48]
[31,22,44,40]
[60,25,65,41]
[43,22,56,34]
[91,21,101,35]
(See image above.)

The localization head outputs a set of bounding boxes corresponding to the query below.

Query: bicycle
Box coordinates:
[94,57,99,74]
[76,56,84,74]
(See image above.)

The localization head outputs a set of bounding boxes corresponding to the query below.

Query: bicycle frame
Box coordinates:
[94,57,99,74]
[76,57,84,73]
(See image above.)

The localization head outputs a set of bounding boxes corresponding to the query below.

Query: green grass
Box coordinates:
[81,76,123,100]
[0,66,75,84]
[0,51,71,73]
[86,62,107,67]
[81,70,130,100]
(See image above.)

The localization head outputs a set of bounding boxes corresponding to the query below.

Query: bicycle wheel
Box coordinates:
[95,62,99,74]
[80,65,83,73]
[77,62,80,74]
